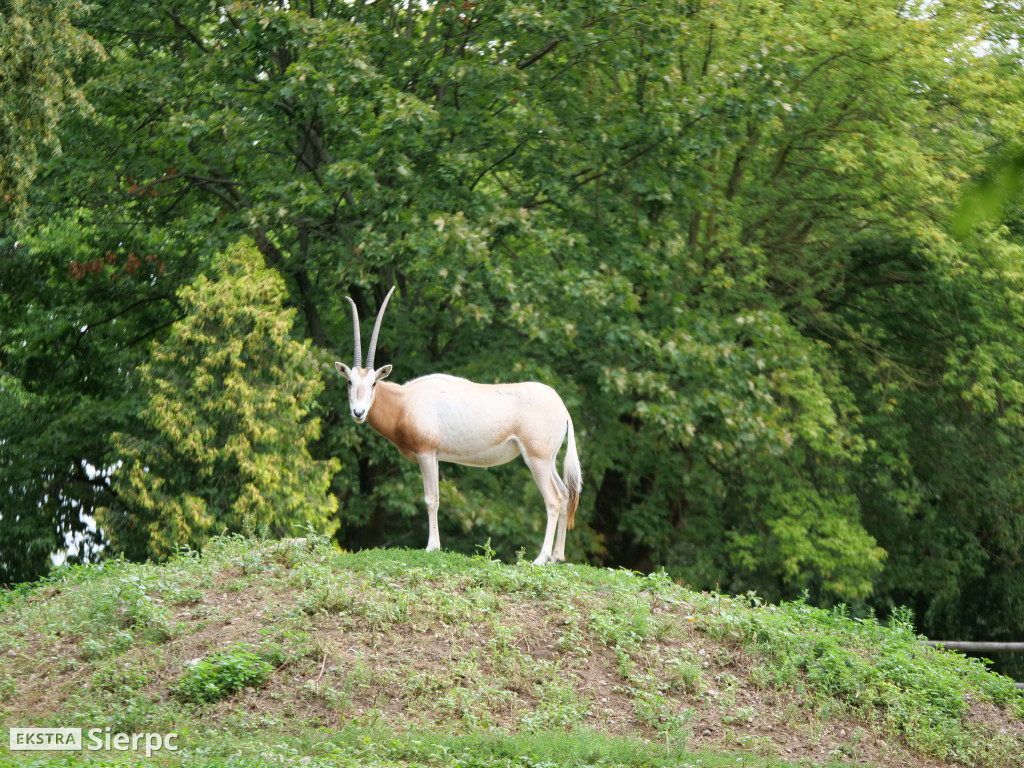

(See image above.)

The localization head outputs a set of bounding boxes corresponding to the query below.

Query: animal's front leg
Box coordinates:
[533,504,559,566]
[417,454,441,552]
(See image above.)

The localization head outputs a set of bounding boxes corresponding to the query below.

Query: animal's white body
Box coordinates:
[336,289,582,565]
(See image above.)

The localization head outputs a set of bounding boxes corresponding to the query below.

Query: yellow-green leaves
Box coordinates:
[101,240,339,559]
[0,0,102,227]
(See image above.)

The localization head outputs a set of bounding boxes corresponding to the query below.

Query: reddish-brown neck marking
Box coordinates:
[365,380,429,458]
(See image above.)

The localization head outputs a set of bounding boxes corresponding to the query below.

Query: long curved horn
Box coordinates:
[345,296,362,368]
[366,285,396,370]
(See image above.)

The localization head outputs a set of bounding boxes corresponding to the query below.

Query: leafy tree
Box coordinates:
[0,0,101,227]
[0,222,177,583]
[97,239,339,559]
[816,230,1024,678]
[9,0,1024,669]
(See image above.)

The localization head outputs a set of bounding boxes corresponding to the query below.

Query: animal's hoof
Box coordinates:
[532,554,550,566]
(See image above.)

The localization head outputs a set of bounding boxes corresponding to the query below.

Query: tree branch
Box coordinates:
[163,9,209,53]
[58,294,180,368]
[518,38,561,70]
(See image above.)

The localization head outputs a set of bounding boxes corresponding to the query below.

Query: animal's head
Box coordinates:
[335,286,395,423]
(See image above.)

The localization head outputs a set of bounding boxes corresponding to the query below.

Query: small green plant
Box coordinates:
[554,607,590,661]
[519,677,592,733]
[722,705,755,726]
[168,584,204,605]
[240,546,267,575]
[664,653,704,694]
[92,659,149,693]
[174,645,273,703]
[0,673,16,701]
[405,669,449,700]
[77,568,174,656]
[474,538,499,565]
[81,630,135,660]
[628,677,692,736]
[299,586,352,615]
[436,683,511,730]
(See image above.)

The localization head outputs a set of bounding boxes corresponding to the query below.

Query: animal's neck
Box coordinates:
[366,381,405,445]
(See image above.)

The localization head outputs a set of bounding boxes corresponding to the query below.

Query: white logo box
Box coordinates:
[9,728,82,751]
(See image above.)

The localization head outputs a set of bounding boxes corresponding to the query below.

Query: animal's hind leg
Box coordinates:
[524,453,566,565]
[552,473,570,564]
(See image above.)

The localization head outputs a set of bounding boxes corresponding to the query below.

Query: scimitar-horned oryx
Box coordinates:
[335,286,582,565]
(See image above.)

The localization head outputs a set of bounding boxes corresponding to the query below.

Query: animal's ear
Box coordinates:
[375,364,392,382]
[335,362,352,379]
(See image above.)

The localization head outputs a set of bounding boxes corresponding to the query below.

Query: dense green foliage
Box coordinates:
[3,0,1024,673]
[0,226,170,583]
[98,240,338,559]
[0,0,100,227]
[173,645,274,704]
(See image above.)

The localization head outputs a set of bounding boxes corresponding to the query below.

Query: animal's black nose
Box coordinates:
[352,408,365,419]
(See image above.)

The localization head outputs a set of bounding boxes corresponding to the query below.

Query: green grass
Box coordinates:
[1,534,1021,767]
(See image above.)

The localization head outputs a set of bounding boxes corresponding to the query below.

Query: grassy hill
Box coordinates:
[1,534,1022,767]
